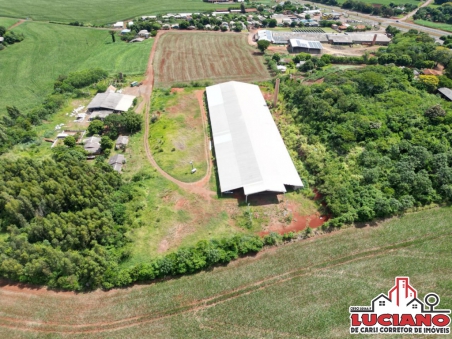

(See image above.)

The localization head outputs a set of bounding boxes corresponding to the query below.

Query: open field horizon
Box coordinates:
[0,21,152,116]
[0,206,451,338]
[0,0,232,25]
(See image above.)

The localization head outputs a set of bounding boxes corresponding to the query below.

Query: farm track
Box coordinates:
[139,30,269,198]
[0,231,448,334]
[138,31,214,199]
[7,19,25,30]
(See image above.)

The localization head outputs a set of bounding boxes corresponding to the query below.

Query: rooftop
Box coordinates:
[87,93,135,112]
[438,87,452,101]
[109,154,125,165]
[289,39,323,49]
[206,81,303,195]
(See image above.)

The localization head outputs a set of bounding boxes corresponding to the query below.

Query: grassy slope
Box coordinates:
[0,17,19,28]
[0,0,230,24]
[0,207,450,338]
[149,89,207,182]
[414,19,452,33]
[0,21,152,115]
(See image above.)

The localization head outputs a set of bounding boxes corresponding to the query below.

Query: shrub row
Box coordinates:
[101,231,312,289]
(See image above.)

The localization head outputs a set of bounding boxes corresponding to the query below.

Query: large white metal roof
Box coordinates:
[206,81,303,195]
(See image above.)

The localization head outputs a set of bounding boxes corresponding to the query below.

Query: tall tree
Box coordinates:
[109,30,116,43]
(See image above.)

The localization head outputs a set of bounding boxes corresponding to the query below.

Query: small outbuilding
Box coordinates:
[115,136,129,150]
[109,154,126,172]
[138,30,150,38]
[83,136,102,154]
[113,21,124,28]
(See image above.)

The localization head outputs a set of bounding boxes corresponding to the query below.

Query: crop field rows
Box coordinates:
[0,207,451,338]
[153,32,271,88]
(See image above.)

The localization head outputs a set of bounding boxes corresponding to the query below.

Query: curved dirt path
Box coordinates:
[7,19,25,30]
[137,31,214,199]
[0,232,447,334]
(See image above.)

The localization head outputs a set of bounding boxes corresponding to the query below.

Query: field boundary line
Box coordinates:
[0,231,449,334]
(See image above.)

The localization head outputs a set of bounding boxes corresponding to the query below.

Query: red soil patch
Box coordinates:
[174,198,189,210]
[259,212,329,236]
[170,88,184,93]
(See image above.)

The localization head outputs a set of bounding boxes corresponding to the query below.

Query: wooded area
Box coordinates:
[0,150,132,290]
[280,63,452,227]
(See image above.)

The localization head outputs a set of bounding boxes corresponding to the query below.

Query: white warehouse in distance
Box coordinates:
[206,81,303,199]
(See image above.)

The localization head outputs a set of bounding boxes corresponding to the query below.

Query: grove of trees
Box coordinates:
[279,65,452,227]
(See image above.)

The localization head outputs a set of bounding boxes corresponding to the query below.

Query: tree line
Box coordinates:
[0,147,305,290]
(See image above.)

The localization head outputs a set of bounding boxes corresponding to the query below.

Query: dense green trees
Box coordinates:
[414,5,452,24]
[257,40,270,53]
[0,26,24,48]
[0,150,131,290]
[279,65,452,227]
[54,68,107,93]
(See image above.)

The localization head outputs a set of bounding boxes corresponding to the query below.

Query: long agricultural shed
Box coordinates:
[206,81,303,197]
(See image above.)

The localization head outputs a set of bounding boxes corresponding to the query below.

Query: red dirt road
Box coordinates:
[136,31,214,199]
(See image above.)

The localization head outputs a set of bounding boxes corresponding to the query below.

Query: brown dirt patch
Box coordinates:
[174,198,189,210]
[157,239,169,253]
[170,88,184,93]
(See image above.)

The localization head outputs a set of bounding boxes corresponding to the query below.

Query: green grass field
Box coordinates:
[0,206,450,338]
[0,21,153,116]
[0,17,19,28]
[149,88,208,183]
[414,19,452,33]
[0,0,231,25]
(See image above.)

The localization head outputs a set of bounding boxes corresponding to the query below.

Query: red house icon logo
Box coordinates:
[349,277,451,335]
[388,277,417,307]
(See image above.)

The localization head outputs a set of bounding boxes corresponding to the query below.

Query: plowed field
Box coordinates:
[154,32,271,87]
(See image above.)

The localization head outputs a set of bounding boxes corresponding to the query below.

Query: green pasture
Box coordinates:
[0,21,152,116]
[1,206,451,338]
[0,17,19,28]
[148,89,208,183]
[0,0,230,25]
[414,19,452,33]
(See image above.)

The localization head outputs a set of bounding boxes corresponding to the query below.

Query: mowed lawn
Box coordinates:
[0,22,152,115]
[149,88,208,182]
[414,19,452,33]
[0,0,229,24]
[0,17,19,28]
[0,207,451,338]
[154,32,271,88]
